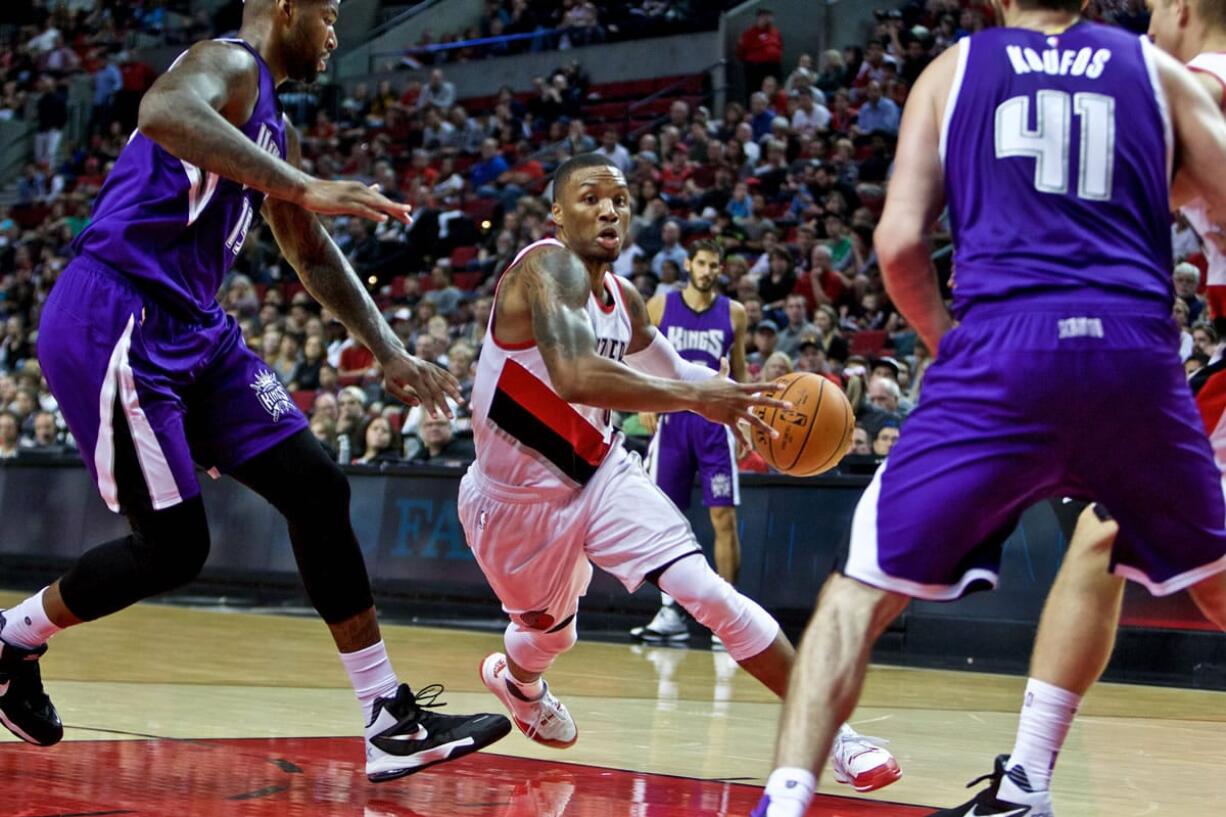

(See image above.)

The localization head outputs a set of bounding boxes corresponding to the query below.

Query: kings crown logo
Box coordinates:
[251,369,295,422]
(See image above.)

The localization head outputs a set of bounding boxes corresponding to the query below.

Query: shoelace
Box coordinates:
[411,683,448,711]
[964,766,1002,789]
[523,689,563,741]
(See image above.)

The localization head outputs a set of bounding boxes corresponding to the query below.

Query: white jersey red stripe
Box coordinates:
[471,238,633,488]
[1183,52,1226,288]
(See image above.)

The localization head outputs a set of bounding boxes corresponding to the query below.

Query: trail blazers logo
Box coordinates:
[251,369,295,422]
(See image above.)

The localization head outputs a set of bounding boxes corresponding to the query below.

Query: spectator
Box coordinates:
[790,90,831,137]
[595,129,632,174]
[355,416,401,465]
[0,315,31,374]
[794,338,828,375]
[471,138,510,191]
[410,415,474,466]
[862,375,904,436]
[1175,298,1195,361]
[22,410,60,452]
[310,414,339,460]
[759,350,793,383]
[0,411,18,460]
[854,80,901,136]
[35,77,68,168]
[424,265,464,317]
[748,92,776,141]
[290,335,328,391]
[1174,262,1206,324]
[651,221,688,277]
[1193,322,1219,360]
[872,422,900,457]
[312,391,340,424]
[777,294,819,357]
[418,68,457,110]
[850,424,871,455]
[271,334,300,385]
[748,319,780,367]
[759,248,797,311]
[736,8,784,100]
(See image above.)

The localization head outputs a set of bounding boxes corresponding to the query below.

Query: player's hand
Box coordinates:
[298,179,413,225]
[688,361,790,439]
[380,350,463,418]
[639,412,658,436]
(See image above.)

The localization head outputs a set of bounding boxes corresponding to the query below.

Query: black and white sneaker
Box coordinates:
[0,612,63,746]
[628,604,690,644]
[364,682,511,783]
[924,754,1054,816]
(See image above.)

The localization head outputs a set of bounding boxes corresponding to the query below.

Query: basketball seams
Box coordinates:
[766,374,804,468]
[799,386,853,476]
[782,376,824,472]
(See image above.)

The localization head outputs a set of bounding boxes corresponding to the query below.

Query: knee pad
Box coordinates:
[504,614,578,675]
[658,555,778,661]
[133,496,211,593]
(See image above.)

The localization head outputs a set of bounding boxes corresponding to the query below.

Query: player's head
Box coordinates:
[248,0,340,83]
[1148,0,1225,60]
[551,153,631,264]
[990,0,1085,27]
[685,240,723,293]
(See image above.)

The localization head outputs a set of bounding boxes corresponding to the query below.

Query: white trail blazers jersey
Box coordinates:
[470,238,633,489]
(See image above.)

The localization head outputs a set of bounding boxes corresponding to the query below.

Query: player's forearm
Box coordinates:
[880,238,953,353]
[277,215,404,362]
[138,92,310,203]
[556,356,700,413]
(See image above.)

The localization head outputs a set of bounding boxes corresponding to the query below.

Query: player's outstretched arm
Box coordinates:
[874,46,957,356]
[138,41,410,224]
[515,248,787,434]
[263,124,460,418]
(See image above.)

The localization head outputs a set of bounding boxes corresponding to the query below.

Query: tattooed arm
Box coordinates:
[263,122,460,416]
[138,41,409,223]
[509,247,785,432]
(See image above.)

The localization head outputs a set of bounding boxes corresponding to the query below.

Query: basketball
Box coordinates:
[750,372,855,477]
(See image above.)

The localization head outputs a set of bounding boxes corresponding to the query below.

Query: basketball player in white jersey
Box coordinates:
[921,3,1226,815]
[459,153,900,791]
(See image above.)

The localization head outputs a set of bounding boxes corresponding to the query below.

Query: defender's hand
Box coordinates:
[298,180,413,224]
[381,351,463,418]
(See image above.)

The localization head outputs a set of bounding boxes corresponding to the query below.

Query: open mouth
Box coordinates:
[596,228,621,250]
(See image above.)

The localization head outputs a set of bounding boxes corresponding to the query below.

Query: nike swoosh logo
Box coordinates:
[382,725,428,741]
[967,806,1028,817]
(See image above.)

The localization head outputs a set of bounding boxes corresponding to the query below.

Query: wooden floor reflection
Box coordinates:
[2,590,1223,816]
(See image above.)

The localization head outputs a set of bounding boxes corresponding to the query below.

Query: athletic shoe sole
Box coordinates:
[834,756,902,792]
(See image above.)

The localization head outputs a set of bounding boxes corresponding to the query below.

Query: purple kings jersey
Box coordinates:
[942,22,1173,318]
[73,39,286,319]
[659,290,734,371]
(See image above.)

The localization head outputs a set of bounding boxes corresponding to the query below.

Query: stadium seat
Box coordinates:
[454,271,484,291]
[290,390,317,413]
[849,330,888,357]
[450,246,479,269]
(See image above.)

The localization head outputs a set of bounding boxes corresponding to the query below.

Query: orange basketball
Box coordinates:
[750,372,855,476]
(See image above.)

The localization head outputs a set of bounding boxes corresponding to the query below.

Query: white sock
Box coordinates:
[1003,678,1081,795]
[504,670,545,702]
[338,640,400,725]
[661,592,675,607]
[762,767,816,817]
[1,589,61,650]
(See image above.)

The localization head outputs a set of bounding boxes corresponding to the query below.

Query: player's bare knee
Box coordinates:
[658,555,777,660]
[821,574,908,638]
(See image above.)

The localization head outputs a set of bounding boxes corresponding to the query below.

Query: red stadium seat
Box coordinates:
[454,270,484,291]
[290,390,317,413]
[849,330,888,357]
[450,245,479,269]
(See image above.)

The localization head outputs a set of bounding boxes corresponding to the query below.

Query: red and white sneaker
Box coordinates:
[479,652,578,749]
[830,725,902,792]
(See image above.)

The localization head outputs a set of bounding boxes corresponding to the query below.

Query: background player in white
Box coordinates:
[632,240,751,646]
[922,2,1226,814]
[459,153,900,792]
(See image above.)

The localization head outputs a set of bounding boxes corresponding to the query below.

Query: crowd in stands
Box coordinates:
[0,0,1211,475]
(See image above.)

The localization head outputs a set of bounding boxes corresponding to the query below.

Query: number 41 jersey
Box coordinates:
[942,22,1173,319]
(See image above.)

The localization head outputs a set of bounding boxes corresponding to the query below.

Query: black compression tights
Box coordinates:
[60,430,373,624]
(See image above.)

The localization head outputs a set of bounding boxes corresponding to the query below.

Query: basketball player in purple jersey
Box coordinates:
[753,0,1226,814]
[631,240,750,645]
[0,0,510,782]
[922,3,1226,815]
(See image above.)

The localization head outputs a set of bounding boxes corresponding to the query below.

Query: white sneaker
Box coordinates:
[629,604,690,643]
[830,725,902,792]
[479,652,578,748]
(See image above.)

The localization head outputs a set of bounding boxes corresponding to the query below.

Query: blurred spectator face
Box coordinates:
[1194,326,1218,355]
[419,415,454,451]
[867,42,885,67]
[1174,266,1199,298]
[310,416,336,447]
[734,122,754,145]
[304,336,325,361]
[669,100,689,127]
[762,352,791,382]
[33,412,56,446]
[1173,298,1190,327]
[319,365,339,391]
[0,376,15,405]
[602,130,619,151]
[416,334,442,362]
[428,315,450,341]
[785,295,808,326]
[660,260,681,285]
[866,81,884,103]
[796,343,825,373]
[448,344,475,378]
[755,326,778,355]
[812,244,834,272]
[430,69,444,88]
[431,266,451,289]
[365,417,393,454]
[278,335,299,360]
[770,251,792,278]
[756,10,773,29]
[313,392,339,422]
[736,277,758,302]
[474,296,494,327]
[750,93,768,115]
[872,362,898,382]
[0,413,17,447]
[825,215,846,239]
[339,388,366,422]
[661,221,681,246]
[762,76,779,98]
[873,426,900,456]
[638,133,658,154]
[744,298,764,326]
[4,316,22,340]
[261,330,282,359]
[259,304,279,327]
[851,426,870,455]
[867,377,900,412]
[13,388,36,420]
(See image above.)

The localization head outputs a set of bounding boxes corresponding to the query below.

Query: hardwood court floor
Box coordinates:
[1,590,1223,816]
